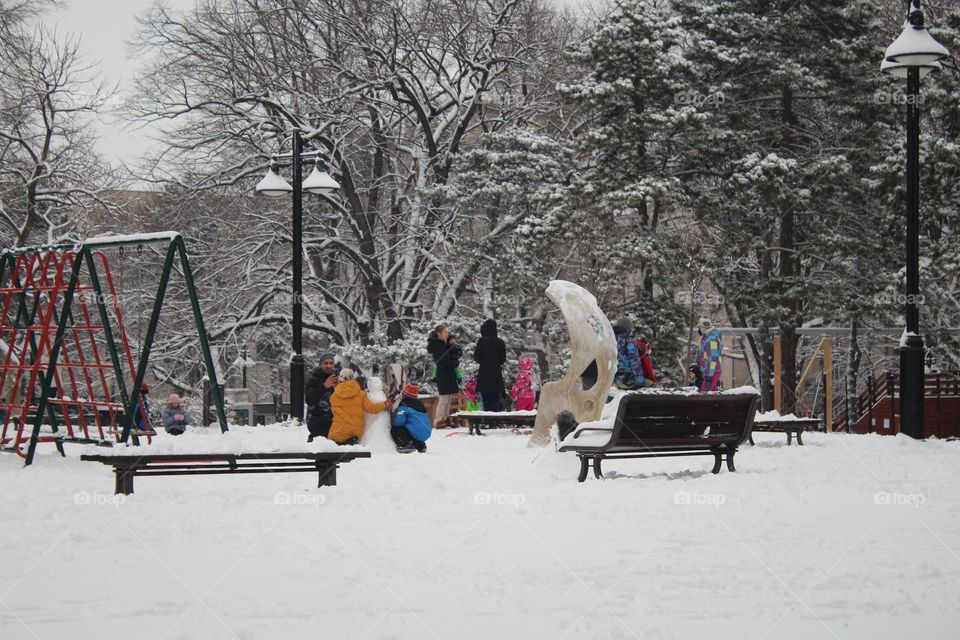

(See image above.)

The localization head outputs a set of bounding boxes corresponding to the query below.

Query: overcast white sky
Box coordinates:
[50,0,196,168]
[49,0,599,169]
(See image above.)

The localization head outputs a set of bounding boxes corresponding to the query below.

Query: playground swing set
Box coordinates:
[0,232,228,466]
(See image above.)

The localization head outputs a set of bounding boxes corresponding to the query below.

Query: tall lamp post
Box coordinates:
[255,129,339,421]
[881,0,949,438]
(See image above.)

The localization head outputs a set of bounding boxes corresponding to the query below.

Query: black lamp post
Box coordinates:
[255,129,339,421]
[241,344,249,388]
[881,1,948,438]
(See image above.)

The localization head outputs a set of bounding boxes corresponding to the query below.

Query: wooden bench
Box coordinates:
[558,392,759,482]
[452,411,537,435]
[748,418,822,446]
[81,451,371,495]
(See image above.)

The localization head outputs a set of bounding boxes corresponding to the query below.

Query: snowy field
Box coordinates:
[1,428,959,640]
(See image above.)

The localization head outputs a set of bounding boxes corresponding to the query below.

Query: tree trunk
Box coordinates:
[759,327,773,411]
[778,85,800,414]
[847,318,861,432]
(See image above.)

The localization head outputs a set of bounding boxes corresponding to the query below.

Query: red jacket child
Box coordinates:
[636,335,657,385]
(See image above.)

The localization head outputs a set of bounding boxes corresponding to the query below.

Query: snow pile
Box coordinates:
[451,410,538,417]
[603,385,759,397]
[4,431,959,639]
[900,328,919,347]
[755,410,809,422]
[83,231,181,245]
[80,423,366,456]
[559,392,625,448]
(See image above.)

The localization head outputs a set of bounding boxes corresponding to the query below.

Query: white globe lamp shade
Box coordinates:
[884,18,949,67]
[302,165,340,195]
[881,58,941,78]
[255,165,293,196]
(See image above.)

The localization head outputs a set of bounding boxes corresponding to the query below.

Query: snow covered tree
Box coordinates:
[555,0,713,380]
[128,0,575,362]
[439,128,575,366]
[0,1,117,247]
[670,0,900,411]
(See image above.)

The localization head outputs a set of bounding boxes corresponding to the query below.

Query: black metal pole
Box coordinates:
[291,129,305,421]
[899,64,925,438]
[242,344,248,389]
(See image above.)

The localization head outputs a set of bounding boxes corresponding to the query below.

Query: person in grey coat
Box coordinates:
[161,394,191,435]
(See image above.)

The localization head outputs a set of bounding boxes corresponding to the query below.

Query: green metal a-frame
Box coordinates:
[0,232,228,465]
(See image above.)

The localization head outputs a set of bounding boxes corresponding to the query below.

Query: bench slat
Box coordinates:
[81,450,368,495]
[134,467,329,477]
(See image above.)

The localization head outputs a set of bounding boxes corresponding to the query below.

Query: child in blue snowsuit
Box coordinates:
[612,317,646,390]
[391,382,433,453]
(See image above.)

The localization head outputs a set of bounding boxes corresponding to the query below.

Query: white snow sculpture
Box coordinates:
[528,280,617,447]
[362,376,396,453]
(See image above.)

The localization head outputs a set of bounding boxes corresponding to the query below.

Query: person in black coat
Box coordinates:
[304,352,338,441]
[427,324,460,426]
[473,318,506,411]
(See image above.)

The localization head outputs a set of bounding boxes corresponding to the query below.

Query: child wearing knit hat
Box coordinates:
[390,381,432,453]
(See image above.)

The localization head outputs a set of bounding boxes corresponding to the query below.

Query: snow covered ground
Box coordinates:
[1,428,959,640]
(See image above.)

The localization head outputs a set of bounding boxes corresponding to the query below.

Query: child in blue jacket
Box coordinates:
[391,382,432,453]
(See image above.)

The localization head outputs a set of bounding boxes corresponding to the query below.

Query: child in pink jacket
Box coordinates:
[509,356,537,411]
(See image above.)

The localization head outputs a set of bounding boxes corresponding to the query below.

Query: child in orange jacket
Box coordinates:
[328,369,388,444]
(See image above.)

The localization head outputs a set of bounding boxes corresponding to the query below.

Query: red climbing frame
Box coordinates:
[0,249,150,458]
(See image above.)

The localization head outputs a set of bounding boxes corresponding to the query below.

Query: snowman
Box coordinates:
[362,376,397,453]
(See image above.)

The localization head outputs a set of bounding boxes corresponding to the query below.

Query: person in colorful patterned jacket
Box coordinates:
[612,317,646,390]
[462,375,483,412]
[696,318,723,392]
[509,356,537,410]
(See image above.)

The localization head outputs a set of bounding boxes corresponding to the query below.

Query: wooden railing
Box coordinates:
[833,370,960,437]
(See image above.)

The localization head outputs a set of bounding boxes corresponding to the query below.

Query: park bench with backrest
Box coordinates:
[81,450,371,495]
[748,417,822,446]
[452,410,537,434]
[559,392,759,482]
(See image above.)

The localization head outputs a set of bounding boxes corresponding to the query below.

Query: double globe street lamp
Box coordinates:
[880,0,949,438]
[255,129,340,421]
